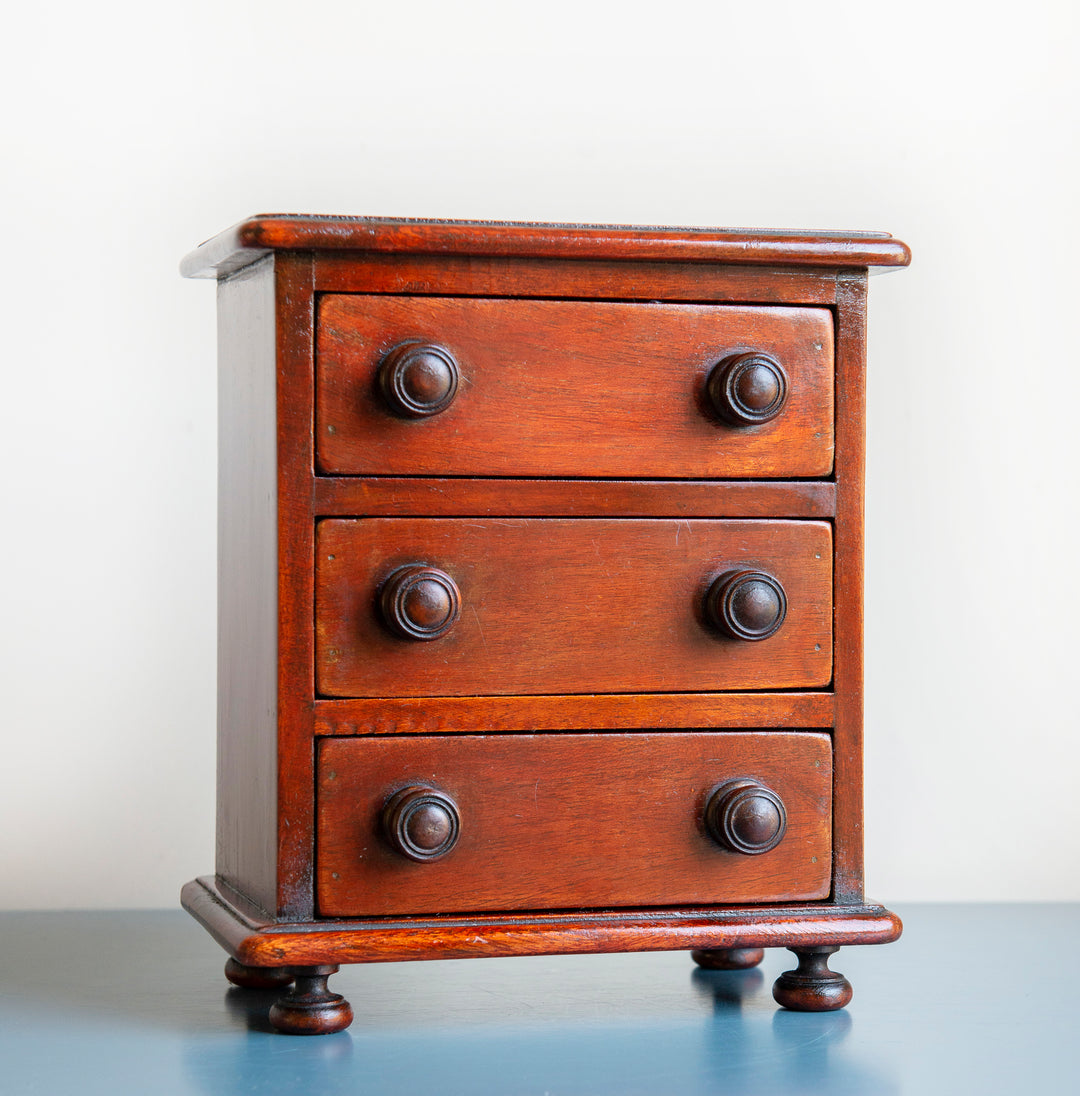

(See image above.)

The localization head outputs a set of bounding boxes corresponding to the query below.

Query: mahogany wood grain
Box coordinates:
[182,876,902,968]
[312,692,835,735]
[215,256,278,914]
[183,216,907,1026]
[273,253,318,920]
[691,947,765,970]
[316,297,834,478]
[315,518,833,697]
[316,733,832,916]
[313,478,836,519]
[831,272,868,904]
[224,957,294,990]
[268,967,352,1035]
[772,946,853,1011]
[182,216,911,279]
[314,254,840,305]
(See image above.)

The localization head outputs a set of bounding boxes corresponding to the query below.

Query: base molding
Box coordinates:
[182,876,901,968]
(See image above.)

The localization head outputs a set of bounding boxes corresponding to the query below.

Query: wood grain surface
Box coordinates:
[183,876,903,967]
[312,477,836,519]
[316,732,832,916]
[315,518,833,697]
[313,253,840,304]
[272,253,319,919]
[315,297,834,478]
[312,692,834,735]
[181,215,911,279]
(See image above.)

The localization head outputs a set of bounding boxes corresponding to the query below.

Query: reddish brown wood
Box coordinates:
[378,565,461,641]
[706,569,789,641]
[831,272,868,904]
[183,217,907,1029]
[182,876,903,967]
[181,216,911,279]
[707,352,788,426]
[691,947,765,970]
[268,967,353,1035]
[317,297,834,478]
[705,779,788,854]
[224,957,294,990]
[772,946,853,1011]
[316,732,831,916]
[377,342,460,418]
[312,692,835,734]
[316,253,841,304]
[273,253,317,920]
[316,518,832,697]
[313,477,836,519]
[381,785,462,862]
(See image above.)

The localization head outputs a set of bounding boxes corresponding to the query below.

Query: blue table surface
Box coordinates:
[0,904,1076,1095]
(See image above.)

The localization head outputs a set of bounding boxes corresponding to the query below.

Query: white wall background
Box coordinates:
[1,0,1076,908]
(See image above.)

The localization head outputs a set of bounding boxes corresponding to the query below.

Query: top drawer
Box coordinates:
[316,297,834,478]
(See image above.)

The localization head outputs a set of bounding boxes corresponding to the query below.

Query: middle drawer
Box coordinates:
[316,518,832,697]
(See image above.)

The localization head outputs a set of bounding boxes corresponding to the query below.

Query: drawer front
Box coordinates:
[316,518,832,698]
[316,297,834,478]
[316,732,832,916]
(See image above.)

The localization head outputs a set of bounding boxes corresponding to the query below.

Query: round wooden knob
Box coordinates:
[379,565,460,641]
[707,352,788,426]
[378,343,459,418]
[706,569,787,641]
[706,779,787,855]
[382,785,461,861]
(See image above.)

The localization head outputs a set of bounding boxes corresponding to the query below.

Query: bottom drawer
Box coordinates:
[317,732,832,916]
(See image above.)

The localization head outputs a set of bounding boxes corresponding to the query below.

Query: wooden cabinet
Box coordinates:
[181,216,909,1033]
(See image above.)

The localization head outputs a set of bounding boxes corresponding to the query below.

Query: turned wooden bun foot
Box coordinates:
[268,966,353,1035]
[772,946,853,1011]
[691,947,766,970]
[224,957,294,990]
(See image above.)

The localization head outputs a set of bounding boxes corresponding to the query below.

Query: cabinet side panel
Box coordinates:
[216,256,278,913]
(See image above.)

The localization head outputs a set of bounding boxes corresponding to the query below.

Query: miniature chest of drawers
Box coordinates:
[181,215,909,1034]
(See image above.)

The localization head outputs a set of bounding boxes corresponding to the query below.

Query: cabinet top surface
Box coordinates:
[181,214,911,279]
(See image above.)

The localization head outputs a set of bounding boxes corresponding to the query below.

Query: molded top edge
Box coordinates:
[181,214,911,279]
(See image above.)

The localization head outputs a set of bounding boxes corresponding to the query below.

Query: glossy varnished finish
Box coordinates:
[377,565,461,641]
[273,252,319,920]
[312,477,837,519]
[223,956,293,990]
[316,297,835,478]
[267,966,353,1035]
[380,785,462,862]
[316,518,832,697]
[690,946,766,970]
[182,215,911,278]
[316,732,832,916]
[312,691,836,735]
[183,216,907,1031]
[773,946,854,1012]
[376,342,460,418]
[182,876,901,967]
[704,779,789,854]
[705,569,789,641]
[314,253,844,304]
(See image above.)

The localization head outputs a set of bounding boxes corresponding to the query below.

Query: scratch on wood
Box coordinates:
[471,605,489,651]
